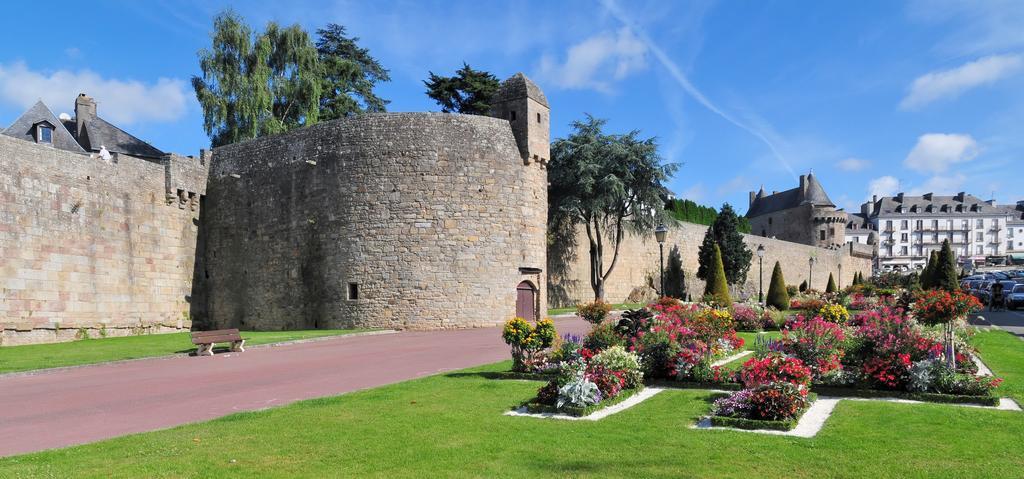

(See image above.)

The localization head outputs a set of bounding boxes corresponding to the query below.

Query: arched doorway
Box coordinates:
[516,281,537,321]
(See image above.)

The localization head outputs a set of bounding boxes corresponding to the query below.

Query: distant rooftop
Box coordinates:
[1,93,164,159]
[865,192,1006,217]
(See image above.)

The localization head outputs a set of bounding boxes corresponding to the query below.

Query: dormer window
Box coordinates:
[37,124,53,144]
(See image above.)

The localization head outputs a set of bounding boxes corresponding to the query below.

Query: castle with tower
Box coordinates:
[746,172,849,249]
[0,73,550,344]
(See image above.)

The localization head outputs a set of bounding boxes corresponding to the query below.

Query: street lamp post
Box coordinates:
[838,263,842,289]
[757,244,766,304]
[655,224,668,296]
[808,256,816,290]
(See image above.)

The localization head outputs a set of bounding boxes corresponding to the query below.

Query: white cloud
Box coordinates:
[904,133,980,173]
[837,157,870,172]
[868,176,900,199]
[537,27,648,93]
[900,54,1022,110]
[0,61,188,125]
[908,174,968,195]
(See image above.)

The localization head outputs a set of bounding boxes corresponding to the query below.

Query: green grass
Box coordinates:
[972,329,1024,402]
[0,329,376,375]
[547,303,644,316]
[3,329,1022,477]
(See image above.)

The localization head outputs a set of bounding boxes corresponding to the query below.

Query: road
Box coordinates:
[970,308,1024,338]
[0,317,590,457]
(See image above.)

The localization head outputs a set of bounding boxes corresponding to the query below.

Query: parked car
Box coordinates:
[975,281,993,304]
[1006,284,1024,310]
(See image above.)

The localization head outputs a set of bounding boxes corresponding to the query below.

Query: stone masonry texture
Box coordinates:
[199,112,548,331]
[548,222,873,307]
[0,134,207,345]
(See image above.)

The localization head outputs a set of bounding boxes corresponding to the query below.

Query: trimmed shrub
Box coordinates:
[826,273,837,294]
[576,300,612,325]
[766,261,789,310]
[703,243,731,306]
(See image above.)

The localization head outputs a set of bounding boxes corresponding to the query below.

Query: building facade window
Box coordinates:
[976,232,983,241]
[901,233,908,242]
[901,220,908,229]
[900,246,908,256]
[976,219,984,228]
[915,220,923,229]
[932,219,939,229]
[960,220,967,230]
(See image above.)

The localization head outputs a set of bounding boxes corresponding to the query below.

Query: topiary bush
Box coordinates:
[703,243,731,306]
[576,300,612,325]
[826,273,837,294]
[766,261,789,310]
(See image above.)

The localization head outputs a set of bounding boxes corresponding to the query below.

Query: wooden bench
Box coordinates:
[191,329,245,356]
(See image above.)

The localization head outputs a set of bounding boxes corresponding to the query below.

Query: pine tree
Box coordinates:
[423,63,500,114]
[799,280,808,292]
[766,261,789,310]
[922,250,939,290]
[696,204,752,285]
[826,273,837,293]
[936,240,959,292]
[704,243,732,305]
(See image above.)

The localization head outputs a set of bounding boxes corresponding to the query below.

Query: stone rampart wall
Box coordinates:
[200,112,547,331]
[0,135,206,345]
[548,222,873,307]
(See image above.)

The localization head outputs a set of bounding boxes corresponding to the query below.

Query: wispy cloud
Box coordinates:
[0,62,188,125]
[908,0,1024,56]
[837,157,870,172]
[868,176,900,199]
[908,173,968,195]
[904,133,980,173]
[900,54,1022,110]
[536,28,648,93]
[600,0,796,179]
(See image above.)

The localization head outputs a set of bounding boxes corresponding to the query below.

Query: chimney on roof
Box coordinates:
[749,191,756,207]
[896,192,904,202]
[861,201,870,216]
[74,93,95,141]
[799,174,807,193]
[955,192,965,202]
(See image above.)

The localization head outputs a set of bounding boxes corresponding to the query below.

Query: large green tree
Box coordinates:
[696,203,752,285]
[193,11,322,147]
[548,115,677,300]
[423,63,501,114]
[316,24,390,119]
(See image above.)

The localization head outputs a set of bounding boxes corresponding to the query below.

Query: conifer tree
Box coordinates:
[697,204,752,285]
[936,240,959,292]
[826,273,837,294]
[766,261,789,310]
[704,244,732,305]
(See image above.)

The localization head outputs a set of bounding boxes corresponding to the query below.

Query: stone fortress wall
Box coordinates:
[549,221,873,308]
[197,112,548,331]
[0,134,208,345]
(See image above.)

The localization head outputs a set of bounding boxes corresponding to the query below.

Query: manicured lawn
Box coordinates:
[0,329,376,375]
[547,303,644,316]
[972,330,1024,402]
[2,330,1021,477]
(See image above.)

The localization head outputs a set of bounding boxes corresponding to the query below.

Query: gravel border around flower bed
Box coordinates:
[694,394,1021,438]
[505,387,664,421]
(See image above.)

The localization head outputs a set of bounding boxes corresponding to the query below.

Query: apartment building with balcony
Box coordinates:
[852,192,1012,270]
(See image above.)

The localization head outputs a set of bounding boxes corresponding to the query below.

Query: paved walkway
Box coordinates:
[0,318,590,457]
[971,309,1024,338]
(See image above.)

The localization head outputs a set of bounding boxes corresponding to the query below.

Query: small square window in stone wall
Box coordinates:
[348,283,359,300]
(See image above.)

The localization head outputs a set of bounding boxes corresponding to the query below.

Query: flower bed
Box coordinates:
[709,392,819,431]
[524,386,644,417]
[707,353,816,430]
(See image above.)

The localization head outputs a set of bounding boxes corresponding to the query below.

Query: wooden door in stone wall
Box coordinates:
[516,281,537,321]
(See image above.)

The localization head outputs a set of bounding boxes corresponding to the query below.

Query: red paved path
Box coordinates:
[0,318,589,457]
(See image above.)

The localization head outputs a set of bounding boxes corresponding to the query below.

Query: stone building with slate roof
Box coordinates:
[746,172,848,249]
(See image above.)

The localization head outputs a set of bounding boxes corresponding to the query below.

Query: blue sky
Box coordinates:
[1,0,1022,213]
